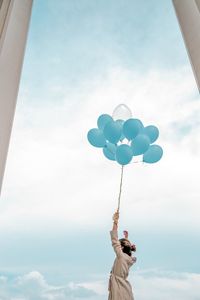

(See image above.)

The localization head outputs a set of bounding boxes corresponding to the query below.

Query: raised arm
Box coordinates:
[110,210,122,257]
[112,210,119,231]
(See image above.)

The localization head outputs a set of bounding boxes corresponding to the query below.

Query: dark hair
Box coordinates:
[119,238,136,256]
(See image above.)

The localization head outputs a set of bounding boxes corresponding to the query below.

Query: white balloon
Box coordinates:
[112,104,132,121]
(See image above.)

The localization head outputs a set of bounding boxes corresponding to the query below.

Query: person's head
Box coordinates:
[119,238,136,256]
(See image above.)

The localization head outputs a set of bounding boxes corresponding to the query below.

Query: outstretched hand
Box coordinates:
[112,210,119,224]
[123,230,128,239]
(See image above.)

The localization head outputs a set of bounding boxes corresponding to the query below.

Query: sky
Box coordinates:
[1,0,200,299]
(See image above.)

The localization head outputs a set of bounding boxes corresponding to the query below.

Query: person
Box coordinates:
[108,210,137,300]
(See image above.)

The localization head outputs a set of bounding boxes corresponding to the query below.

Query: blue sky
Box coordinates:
[1,0,200,299]
[21,0,192,102]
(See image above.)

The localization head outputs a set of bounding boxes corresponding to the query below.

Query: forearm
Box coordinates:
[110,224,122,257]
[112,220,118,231]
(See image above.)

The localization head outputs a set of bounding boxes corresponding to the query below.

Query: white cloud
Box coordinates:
[0,271,98,300]
[133,270,200,300]
[0,66,200,233]
[74,269,200,300]
[1,269,200,300]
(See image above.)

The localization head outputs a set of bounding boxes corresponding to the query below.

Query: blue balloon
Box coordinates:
[87,128,106,148]
[103,121,122,144]
[131,134,150,156]
[115,119,125,141]
[97,114,113,130]
[115,144,133,165]
[142,125,159,143]
[103,142,117,161]
[123,118,143,140]
[143,145,163,163]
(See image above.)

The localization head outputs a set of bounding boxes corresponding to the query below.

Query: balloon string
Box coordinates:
[117,165,124,212]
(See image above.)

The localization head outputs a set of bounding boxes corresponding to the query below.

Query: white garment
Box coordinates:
[108,230,136,300]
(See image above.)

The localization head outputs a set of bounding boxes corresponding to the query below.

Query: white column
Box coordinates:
[172,0,200,92]
[0,0,33,194]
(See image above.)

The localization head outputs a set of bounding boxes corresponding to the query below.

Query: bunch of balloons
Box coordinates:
[87,104,163,165]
